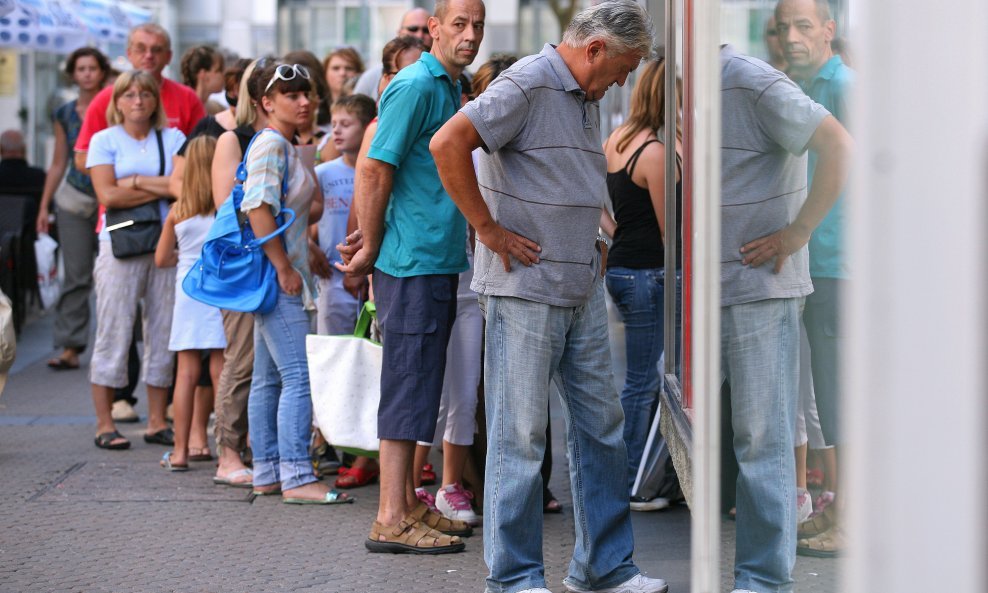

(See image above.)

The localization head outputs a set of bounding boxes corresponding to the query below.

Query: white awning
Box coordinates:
[0,0,151,53]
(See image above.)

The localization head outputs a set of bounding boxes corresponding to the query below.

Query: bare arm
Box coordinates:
[308,173,324,225]
[129,173,172,198]
[74,150,88,173]
[168,154,186,201]
[430,112,540,272]
[154,209,178,268]
[37,120,70,233]
[247,205,301,295]
[351,120,378,223]
[639,141,669,242]
[211,132,242,209]
[89,164,159,208]
[741,115,852,273]
[599,209,617,239]
[335,157,393,277]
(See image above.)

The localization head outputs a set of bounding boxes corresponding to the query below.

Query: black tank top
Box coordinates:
[606,137,682,269]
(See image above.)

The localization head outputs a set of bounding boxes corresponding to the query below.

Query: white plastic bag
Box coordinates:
[0,288,15,397]
[34,233,59,310]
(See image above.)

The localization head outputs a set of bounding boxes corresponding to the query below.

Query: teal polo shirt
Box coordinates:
[801,55,854,279]
[368,52,467,277]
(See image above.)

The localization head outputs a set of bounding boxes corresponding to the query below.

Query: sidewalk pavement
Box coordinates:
[0,306,834,593]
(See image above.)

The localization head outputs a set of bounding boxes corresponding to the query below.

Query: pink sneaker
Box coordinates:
[813,491,836,516]
[415,487,438,513]
[797,487,814,523]
[436,483,481,526]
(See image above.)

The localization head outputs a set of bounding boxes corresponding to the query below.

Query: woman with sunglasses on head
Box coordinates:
[239,61,346,504]
[204,58,278,488]
[38,47,111,371]
[86,71,186,450]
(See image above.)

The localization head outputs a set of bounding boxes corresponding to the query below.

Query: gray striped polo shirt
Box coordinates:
[720,45,828,306]
[462,44,606,307]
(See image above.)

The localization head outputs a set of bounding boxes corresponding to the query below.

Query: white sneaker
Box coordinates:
[565,573,669,593]
[435,482,481,526]
[111,400,139,423]
[630,496,670,512]
[516,589,552,593]
[797,487,814,523]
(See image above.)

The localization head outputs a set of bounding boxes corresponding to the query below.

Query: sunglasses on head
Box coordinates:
[404,25,427,33]
[265,63,311,92]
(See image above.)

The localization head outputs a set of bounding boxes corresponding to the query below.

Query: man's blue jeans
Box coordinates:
[722,297,801,593]
[247,294,318,491]
[605,266,681,489]
[480,281,640,593]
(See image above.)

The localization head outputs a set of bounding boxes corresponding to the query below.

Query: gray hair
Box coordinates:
[562,0,654,58]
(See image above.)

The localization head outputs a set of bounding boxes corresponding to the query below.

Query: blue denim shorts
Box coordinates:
[373,270,458,442]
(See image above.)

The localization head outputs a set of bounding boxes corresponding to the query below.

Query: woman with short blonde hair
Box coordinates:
[86,70,186,450]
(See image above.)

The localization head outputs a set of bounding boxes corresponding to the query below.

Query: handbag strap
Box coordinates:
[353,301,377,339]
[155,128,164,176]
[234,128,291,207]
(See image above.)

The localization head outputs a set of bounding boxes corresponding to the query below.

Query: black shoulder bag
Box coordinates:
[104,129,165,259]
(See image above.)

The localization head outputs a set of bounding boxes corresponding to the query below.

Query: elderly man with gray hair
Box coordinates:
[431,2,666,592]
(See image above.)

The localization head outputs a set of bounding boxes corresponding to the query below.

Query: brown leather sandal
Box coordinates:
[408,501,474,537]
[797,504,837,539]
[365,519,465,554]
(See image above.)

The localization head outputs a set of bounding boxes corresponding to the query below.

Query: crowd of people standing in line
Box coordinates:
[22,0,852,591]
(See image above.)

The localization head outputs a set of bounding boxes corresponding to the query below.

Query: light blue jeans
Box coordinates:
[722,298,801,593]
[480,281,640,593]
[247,294,318,491]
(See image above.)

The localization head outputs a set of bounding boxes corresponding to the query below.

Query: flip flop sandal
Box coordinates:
[797,526,844,558]
[189,448,214,462]
[213,468,253,488]
[94,431,130,450]
[144,428,175,446]
[365,519,465,555]
[409,501,473,537]
[160,451,189,472]
[283,489,353,505]
[252,484,282,496]
[47,358,80,370]
[334,466,379,489]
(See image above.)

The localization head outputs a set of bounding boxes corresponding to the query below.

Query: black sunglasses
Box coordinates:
[404,25,427,33]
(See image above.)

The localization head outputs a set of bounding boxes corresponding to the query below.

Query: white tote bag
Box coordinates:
[306,303,381,455]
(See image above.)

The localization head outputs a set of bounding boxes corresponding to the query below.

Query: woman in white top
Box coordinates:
[86,71,185,450]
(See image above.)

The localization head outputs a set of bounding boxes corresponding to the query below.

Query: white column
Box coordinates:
[845,1,988,591]
[690,0,720,590]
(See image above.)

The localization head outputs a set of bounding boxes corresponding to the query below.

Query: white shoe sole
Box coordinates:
[630,497,670,512]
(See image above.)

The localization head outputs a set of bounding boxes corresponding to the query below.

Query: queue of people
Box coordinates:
[23,0,852,592]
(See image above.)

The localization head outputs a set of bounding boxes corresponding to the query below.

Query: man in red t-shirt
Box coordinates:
[73,23,204,170]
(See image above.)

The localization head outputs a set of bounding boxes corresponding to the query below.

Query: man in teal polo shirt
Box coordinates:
[342,0,485,555]
[776,0,854,558]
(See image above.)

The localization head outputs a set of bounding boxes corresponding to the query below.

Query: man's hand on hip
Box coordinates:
[478,223,541,272]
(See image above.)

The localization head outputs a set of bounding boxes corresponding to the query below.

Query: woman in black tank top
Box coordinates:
[600,58,683,499]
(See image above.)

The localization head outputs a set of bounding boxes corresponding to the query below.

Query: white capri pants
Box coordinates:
[89,241,175,389]
[420,296,483,447]
[795,318,827,450]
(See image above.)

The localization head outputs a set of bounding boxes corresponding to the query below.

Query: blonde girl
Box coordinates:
[154,135,227,470]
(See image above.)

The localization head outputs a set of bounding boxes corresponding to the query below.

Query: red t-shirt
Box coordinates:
[74,77,205,152]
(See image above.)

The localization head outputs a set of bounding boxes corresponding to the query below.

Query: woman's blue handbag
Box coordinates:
[182,129,296,315]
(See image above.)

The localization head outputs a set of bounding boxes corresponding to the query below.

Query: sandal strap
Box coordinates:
[409,501,469,532]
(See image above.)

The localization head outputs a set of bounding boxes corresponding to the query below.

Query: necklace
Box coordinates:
[136,135,150,153]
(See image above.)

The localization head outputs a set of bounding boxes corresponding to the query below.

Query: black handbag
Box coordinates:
[104,129,165,259]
